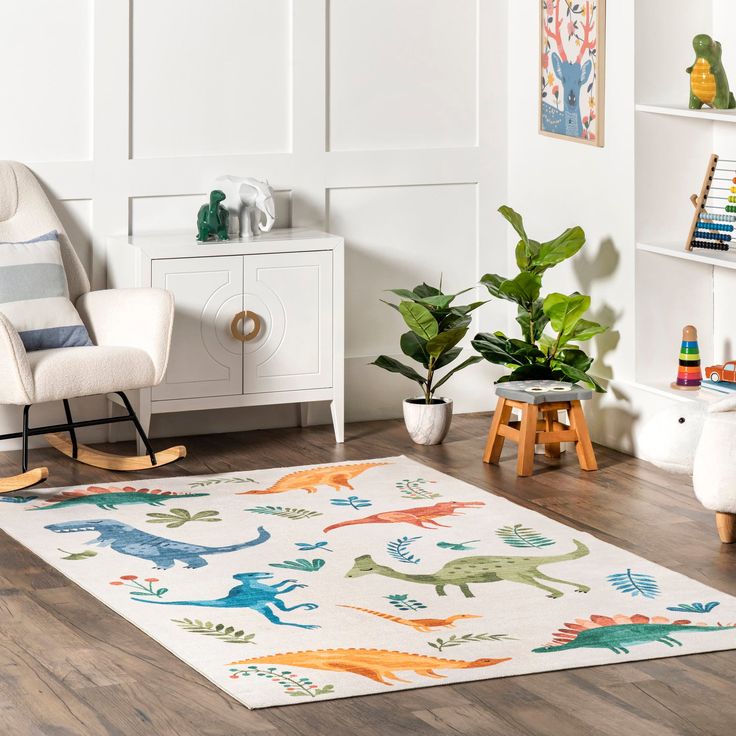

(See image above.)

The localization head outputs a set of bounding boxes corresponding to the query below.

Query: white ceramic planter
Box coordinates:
[402,397,453,445]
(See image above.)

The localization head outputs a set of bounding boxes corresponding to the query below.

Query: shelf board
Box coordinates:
[637,240,736,269]
[636,103,736,123]
[637,380,728,405]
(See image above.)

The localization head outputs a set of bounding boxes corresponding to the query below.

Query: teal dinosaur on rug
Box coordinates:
[0,456,735,709]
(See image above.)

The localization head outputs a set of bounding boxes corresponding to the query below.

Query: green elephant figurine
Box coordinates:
[687,34,736,110]
[197,190,229,242]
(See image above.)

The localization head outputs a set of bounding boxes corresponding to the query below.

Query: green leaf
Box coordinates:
[398,302,438,340]
[379,299,400,312]
[496,524,555,548]
[418,288,472,310]
[479,273,507,299]
[58,549,97,561]
[433,346,462,370]
[499,272,541,306]
[472,333,545,367]
[502,364,554,382]
[448,300,486,317]
[543,293,591,336]
[552,361,604,391]
[498,205,529,247]
[192,510,220,519]
[400,331,430,368]
[426,327,467,359]
[413,283,441,298]
[371,355,427,386]
[515,300,549,344]
[556,347,593,372]
[567,318,607,342]
[433,356,484,391]
[387,288,420,301]
[534,226,586,272]
[169,508,190,518]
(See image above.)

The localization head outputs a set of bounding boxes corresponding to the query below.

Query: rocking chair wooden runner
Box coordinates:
[0,162,185,493]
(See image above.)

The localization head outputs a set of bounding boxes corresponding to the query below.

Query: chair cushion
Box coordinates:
[28,345,156,403]
[0,231,93,351]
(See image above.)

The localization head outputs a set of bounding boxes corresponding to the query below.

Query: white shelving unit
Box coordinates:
[635,0,736,396]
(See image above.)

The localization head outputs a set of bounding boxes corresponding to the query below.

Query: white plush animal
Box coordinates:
[213,176,276,238]
[638,395,736,543]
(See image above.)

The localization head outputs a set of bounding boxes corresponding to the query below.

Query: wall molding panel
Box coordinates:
[0,0,508,448]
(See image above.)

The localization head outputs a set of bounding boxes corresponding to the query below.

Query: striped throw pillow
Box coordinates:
[0,231,93,351]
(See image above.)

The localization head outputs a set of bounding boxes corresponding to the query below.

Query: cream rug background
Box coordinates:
[1,456,734,709]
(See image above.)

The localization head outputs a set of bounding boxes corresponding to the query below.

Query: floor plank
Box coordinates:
[0,413,735,736]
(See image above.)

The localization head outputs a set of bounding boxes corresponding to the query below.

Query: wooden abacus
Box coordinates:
[686,153,736,252]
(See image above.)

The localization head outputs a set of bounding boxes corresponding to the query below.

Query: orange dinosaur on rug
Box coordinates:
[323,500,484,533]
[239,462,389,495]
[338,605,481,632]
[229,648,510,685]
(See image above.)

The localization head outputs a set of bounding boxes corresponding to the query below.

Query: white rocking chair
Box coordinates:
[0,162,185,493]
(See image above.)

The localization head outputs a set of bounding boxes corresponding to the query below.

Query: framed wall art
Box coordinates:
[540,0,606,147]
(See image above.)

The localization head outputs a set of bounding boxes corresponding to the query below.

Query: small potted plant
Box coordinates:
[372,283,484,445]
[472,206,607,390]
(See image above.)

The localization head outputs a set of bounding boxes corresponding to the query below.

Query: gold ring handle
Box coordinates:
[230,310,262,343]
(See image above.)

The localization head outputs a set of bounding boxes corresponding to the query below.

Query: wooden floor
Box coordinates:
[1,414,735,736]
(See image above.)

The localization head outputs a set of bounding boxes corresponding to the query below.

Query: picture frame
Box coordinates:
[539,0,606,147]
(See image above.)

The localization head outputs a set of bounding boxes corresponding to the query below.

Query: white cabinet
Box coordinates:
[108,229,344,444]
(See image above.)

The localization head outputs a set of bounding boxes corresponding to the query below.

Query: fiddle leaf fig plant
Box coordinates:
[373,283,485,404]
[472,206,608,391]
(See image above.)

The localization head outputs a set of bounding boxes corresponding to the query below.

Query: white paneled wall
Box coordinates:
[0,0,508,448]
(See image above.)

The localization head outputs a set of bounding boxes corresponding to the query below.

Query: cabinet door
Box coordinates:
[243,251,332,394]
[152,256,243,400]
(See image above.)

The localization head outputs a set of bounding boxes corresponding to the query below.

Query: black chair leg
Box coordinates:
[62,399,78,459]
[21,405,31,473]
[116,392,157,466]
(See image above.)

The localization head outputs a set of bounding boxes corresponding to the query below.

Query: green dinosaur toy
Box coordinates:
[687,34,736,110]
[197,190,229,242]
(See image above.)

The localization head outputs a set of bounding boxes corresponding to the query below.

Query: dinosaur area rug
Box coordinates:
[1,456,736,708]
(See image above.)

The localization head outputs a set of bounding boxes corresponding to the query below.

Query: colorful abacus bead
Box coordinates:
[671,325,703,391]
[690,240,730,250]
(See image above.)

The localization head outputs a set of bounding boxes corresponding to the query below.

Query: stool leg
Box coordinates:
[483,398,512,464]
[544,410,561,458]
[568,400,598,471]
[517,404,538,477]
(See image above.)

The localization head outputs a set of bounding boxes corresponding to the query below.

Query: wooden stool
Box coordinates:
[483,381,597,477]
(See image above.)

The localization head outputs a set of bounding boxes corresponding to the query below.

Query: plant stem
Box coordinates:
[425,360,436,403]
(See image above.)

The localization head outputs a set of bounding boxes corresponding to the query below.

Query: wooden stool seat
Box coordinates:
[483,381,597,477]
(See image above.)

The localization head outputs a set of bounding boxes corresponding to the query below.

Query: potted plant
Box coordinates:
[372,283,485,445]
[472,206,607,390]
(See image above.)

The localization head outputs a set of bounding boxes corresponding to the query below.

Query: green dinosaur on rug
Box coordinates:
[29,486,208,512]
[346,540,590,598]
[533,614,735,655]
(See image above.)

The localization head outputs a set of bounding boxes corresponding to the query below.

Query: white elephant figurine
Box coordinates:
[638,395,736,543]
[213,175,276,238]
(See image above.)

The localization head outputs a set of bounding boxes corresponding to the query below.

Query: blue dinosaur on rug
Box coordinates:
[132,571,320,629]
[44,519,270,569]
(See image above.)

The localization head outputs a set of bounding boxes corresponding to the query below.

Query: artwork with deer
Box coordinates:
[540,0,605,146]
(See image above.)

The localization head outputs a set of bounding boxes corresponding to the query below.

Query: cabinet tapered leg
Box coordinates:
[330,398,344,444]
